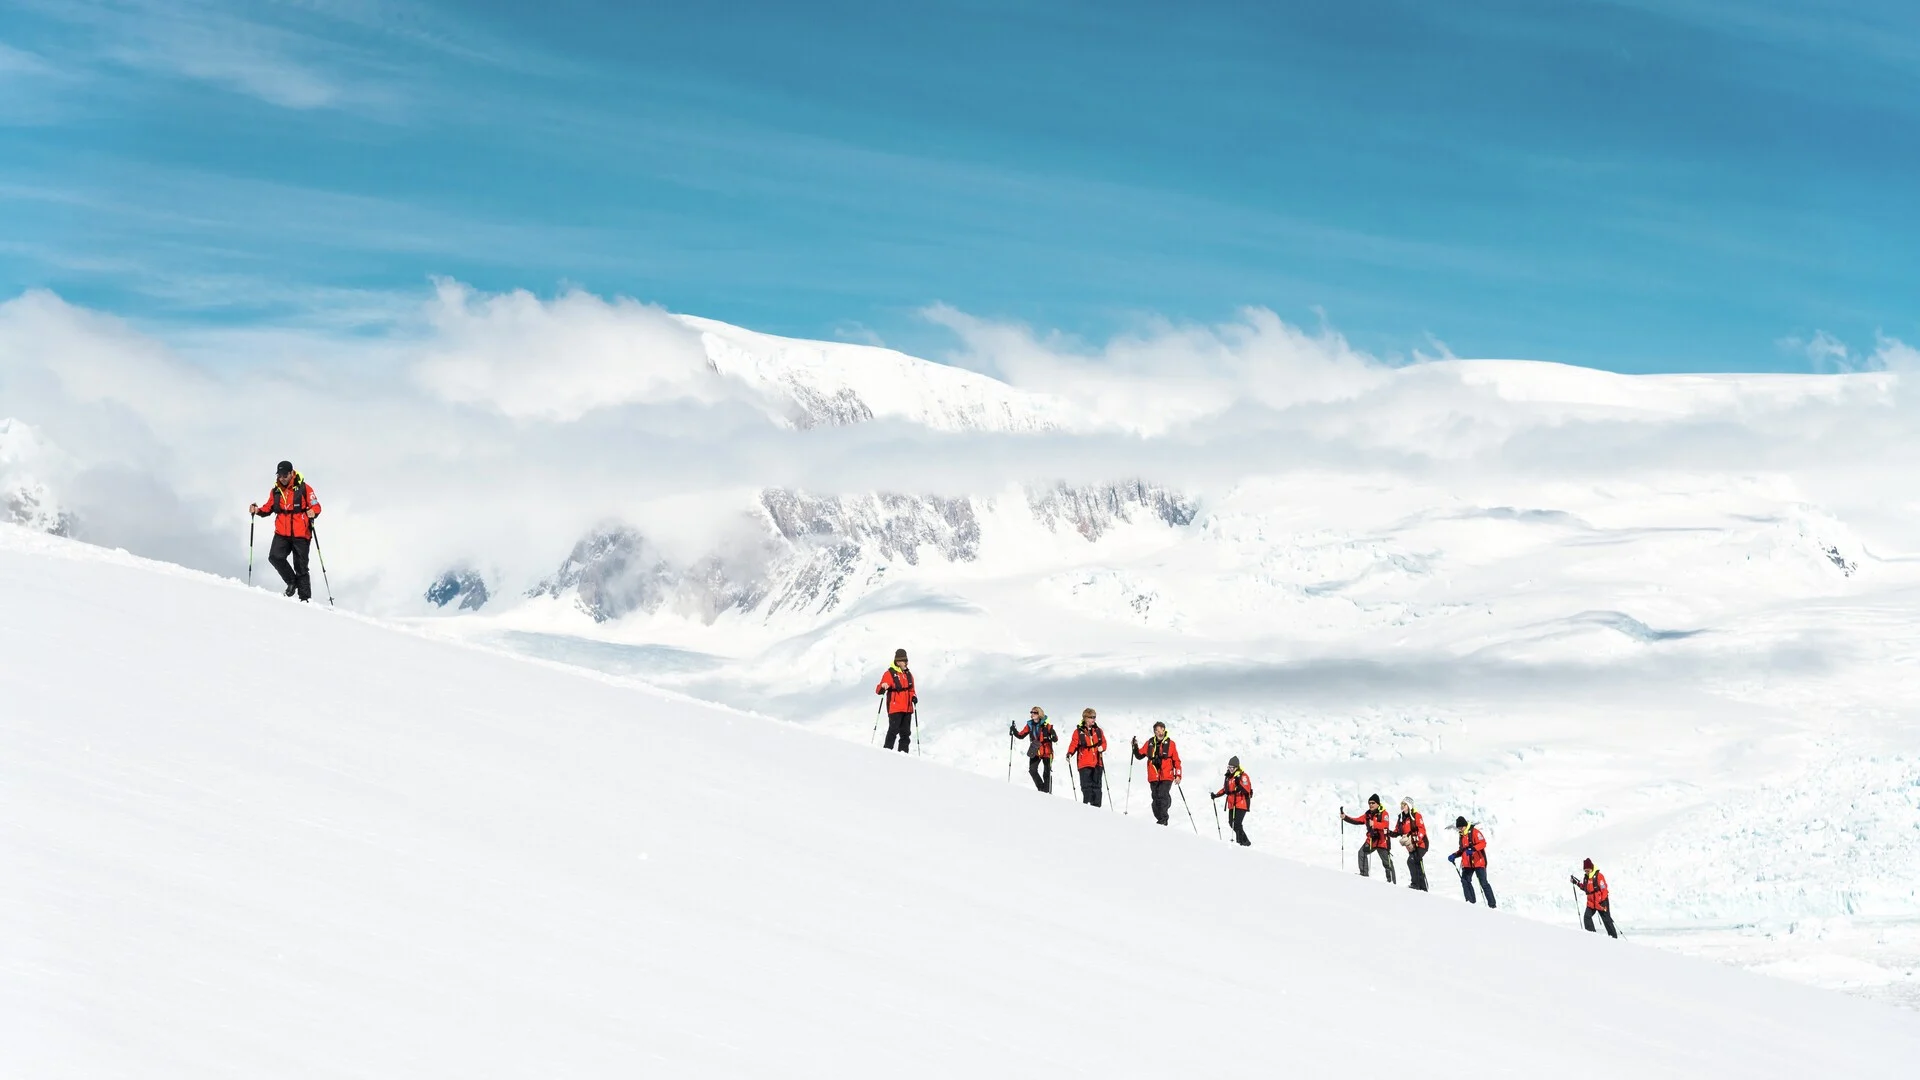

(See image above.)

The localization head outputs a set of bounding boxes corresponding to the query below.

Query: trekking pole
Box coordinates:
[913,708,921,756]
[1340,809,1348,871]
[1007,727,1016,783]
[1103,764,1115,811]
[310,526,335,606]
[1211,796,1222,840]
[1125,756,1134,815]
[1176,781,1198,834]
[871,700,882,746]
[247,515,255,585]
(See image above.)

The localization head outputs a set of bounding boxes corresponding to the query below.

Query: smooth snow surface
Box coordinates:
[3,526,1917,1077]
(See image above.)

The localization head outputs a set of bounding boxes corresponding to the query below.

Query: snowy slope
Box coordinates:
[2,525,1918,1078]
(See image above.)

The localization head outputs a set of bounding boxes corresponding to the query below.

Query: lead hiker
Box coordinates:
[250,460,322,602]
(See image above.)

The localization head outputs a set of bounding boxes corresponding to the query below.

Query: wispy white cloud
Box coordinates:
[923,303,1389,435]
[1781,329,1920,374]
[4,0,541,114]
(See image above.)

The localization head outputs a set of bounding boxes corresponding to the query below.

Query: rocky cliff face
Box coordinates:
[511,481,1193,625]
[1028,481,1196,540]
[0,419,75,537]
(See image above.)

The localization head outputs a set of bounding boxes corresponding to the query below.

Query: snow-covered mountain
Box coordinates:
[7,296,1918,1007]
[681,314,1073,431]
[6,524,1917,1077]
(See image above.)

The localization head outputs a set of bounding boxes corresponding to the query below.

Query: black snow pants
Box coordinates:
[1149,780,1173,825]
[268,533,312,600]
[1078,765,1105,807]
[1358,841,1397,884]
[1228,808,1251,846]
[884,712,913,753]
[1460,865,1496,908]
[1584,904,1618,938]
[1406,847,1429,891]
[1028,755,1052,793]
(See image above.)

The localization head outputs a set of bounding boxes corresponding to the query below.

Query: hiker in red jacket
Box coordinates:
[1394,798,1431,891]
[1065,709,1108,806]
[250,460,322,601]
[1342,794,1398,883]
[874,649,916,753]
[1010,707,1057,793]
[1448,817,1496,908]
[1573,859,1617,938]
[1211,757,1253,846]
[1130,722,1182,825]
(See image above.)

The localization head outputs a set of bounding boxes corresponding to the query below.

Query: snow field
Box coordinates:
[3,525,1919,1077]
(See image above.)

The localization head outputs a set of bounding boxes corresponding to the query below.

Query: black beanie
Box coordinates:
[276,460,293,475]
[1228,755,1240,769]
[893,648,907,661]
[1455,816,1469,828]
[1368,793,1381,804]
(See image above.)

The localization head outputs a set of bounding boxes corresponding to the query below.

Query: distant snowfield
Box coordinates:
[3,526,1918,1077]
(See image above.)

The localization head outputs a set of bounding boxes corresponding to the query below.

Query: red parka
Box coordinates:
[1214,767,1252,810]
[1394,809,1429,852]
[875,666,916,714]
[1343,805,1393,850]
[254,475,320,538]
[1578,869,1610,910]
[1066,722,1107,770]
[1132,734,1182,782]
[1455,825,1488,870]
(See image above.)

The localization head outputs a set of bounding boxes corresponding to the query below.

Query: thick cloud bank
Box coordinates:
[3,282,1916,610]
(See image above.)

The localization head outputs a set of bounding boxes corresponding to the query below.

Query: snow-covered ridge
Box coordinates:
[680,314,1072,431]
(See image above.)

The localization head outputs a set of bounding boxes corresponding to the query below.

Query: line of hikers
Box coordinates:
[889,655,1619,937]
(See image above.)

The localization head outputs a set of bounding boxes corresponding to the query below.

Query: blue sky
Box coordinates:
[1,0,1916,372]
